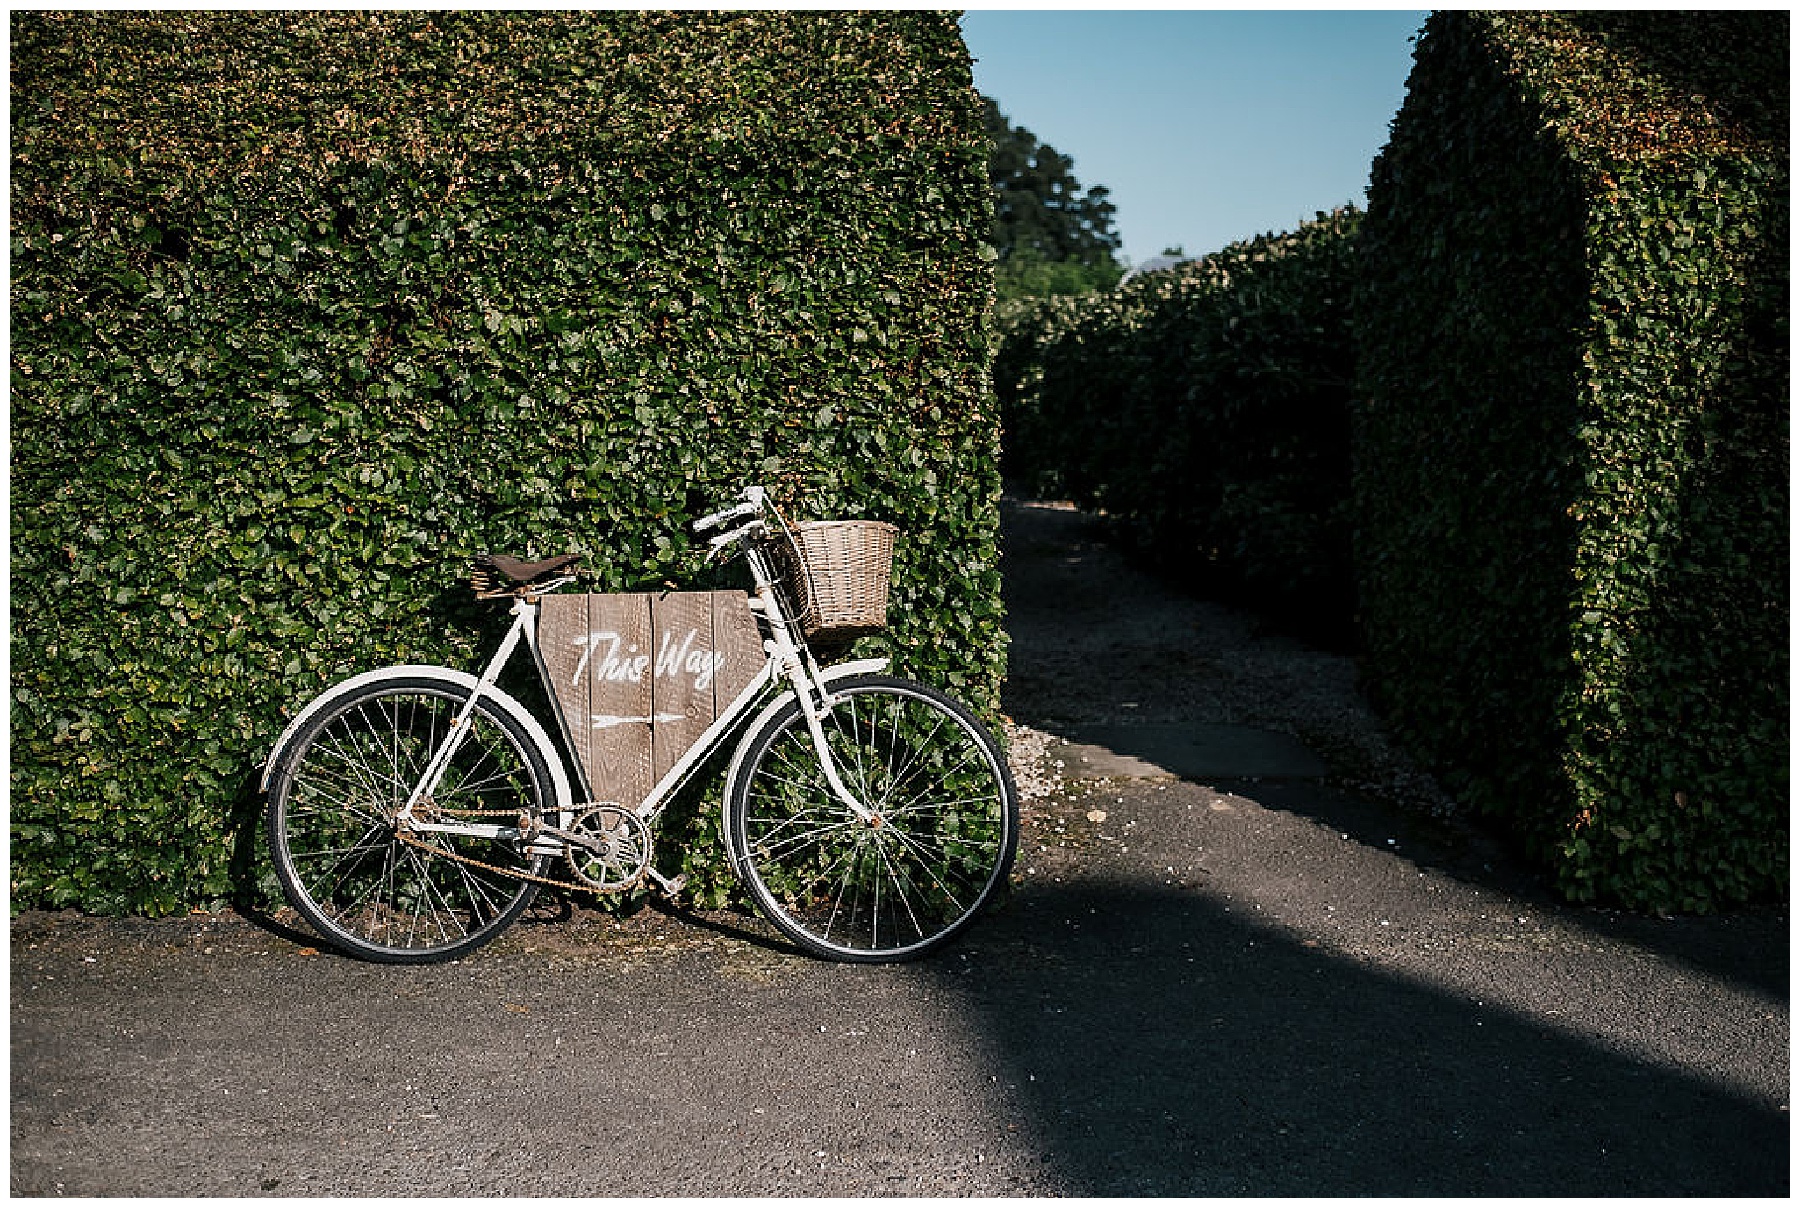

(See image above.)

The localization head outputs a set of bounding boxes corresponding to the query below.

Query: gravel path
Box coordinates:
[1000,499,1452,818]
[10,497,1788,1196]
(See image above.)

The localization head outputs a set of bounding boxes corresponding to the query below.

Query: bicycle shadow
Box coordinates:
[512,893,812,963]
[223,770,316,950]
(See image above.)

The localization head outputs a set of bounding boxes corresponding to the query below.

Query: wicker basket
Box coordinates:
[778,520,898,642]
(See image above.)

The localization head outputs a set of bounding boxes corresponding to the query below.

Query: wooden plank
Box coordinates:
[710,590,765,716]
[535,590,765,806]
[648,592,716,784]
[583,593,654,806]
[535,594,592,799]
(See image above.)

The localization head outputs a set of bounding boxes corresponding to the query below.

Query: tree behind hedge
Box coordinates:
[11,11,1003,915]
[984,96,1123,268]
[1354,11,1787,911]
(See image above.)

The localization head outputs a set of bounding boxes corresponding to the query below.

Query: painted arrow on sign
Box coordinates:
[590,713,686,730]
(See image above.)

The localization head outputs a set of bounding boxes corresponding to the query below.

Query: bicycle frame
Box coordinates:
[385,532,888,877]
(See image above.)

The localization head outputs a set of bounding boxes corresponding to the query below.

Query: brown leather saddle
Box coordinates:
[469,552,582,599]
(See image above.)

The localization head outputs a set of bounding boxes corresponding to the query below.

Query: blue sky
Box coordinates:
[960,9,1429,267]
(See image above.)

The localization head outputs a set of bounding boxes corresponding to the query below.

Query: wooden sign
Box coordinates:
[537,591,764,805]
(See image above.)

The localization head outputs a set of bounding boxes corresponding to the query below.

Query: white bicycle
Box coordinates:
[261,486,1018,964]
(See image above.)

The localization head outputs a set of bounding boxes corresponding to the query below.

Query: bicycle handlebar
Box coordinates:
[692,486,767,534]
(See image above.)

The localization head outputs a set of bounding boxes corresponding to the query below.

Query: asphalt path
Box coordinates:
[10,500,1789,1196]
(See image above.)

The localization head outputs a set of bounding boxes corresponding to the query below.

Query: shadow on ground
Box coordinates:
[931,878,1786,1197]
[996,497,1788,1004]
[979,496,1787,1194]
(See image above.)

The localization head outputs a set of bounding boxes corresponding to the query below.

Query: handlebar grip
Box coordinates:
[693,501,751,533]
[691,487,766,534]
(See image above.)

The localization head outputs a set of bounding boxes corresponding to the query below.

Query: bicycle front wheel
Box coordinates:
[265,674,550,963]
[726,675,1018,962]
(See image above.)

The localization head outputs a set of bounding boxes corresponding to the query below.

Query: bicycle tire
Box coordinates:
[265,673,550,963]
[725,674,1018,962]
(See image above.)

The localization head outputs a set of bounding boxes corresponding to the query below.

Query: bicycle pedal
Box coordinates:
[650,870,688,897]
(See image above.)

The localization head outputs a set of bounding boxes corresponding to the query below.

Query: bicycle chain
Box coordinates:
[394,810,653,897]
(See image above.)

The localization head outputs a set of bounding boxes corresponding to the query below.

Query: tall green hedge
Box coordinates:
[11,11,1002,915]
[1354,11,1787,911]
[996,210,1362,637]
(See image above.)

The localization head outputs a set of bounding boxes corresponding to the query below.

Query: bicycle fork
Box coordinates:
[750,588,882,827]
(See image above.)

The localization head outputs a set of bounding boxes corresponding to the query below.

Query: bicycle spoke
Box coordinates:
[291,760,397,820]
[441,847,513,923]
[879,827,974,914]
[319,836,398,930]
[410,850,473,944]
[301,827,389,904]
[819,843,873,943]
[746,813,857,862]
[870,837,933,945]
[315,729,401,808]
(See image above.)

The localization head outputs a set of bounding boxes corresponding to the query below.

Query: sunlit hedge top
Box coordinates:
[13,12,975,179]
[1490,11,1784,164]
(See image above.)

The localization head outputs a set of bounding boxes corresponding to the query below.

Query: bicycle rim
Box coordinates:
[267,677,546,963]
[729,676,1018,961]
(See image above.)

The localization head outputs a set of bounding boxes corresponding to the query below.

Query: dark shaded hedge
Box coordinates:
[996,210,1362,638]
[1354,11,1787,911]
[11,11,1002,914]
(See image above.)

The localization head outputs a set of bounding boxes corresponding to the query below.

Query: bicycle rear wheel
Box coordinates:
[265,674,549,963]
[725,675,1018,962]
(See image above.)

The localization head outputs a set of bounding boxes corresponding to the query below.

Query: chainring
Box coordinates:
[563,805,653,893]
